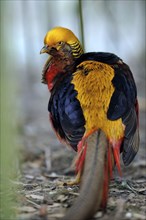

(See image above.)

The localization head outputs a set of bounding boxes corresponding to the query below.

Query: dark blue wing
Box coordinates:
[48,73,85,151]
[107,63,137,120]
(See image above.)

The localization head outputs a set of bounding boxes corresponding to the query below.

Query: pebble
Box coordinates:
[125,212,132,219]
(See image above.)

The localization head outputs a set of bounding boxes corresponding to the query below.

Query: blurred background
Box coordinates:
[0,0,145,219]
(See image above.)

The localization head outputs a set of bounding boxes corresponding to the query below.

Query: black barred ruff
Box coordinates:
[70,41,83,59]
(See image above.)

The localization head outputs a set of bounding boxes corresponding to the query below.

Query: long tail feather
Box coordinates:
[62,130,109,220]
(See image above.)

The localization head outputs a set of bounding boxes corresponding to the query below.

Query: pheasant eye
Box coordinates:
[58,41,63,45]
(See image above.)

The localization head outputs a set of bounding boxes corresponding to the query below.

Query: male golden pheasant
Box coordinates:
[40,27,139,220]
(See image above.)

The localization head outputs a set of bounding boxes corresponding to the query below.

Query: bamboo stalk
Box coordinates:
[78,0,85,51]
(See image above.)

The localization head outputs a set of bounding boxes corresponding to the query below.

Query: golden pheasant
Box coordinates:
[40,27,139,220]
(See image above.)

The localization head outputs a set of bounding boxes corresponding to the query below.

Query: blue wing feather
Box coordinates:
[48,73,85,151]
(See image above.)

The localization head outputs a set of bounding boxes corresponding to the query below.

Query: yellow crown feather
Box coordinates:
[44,26,80,45]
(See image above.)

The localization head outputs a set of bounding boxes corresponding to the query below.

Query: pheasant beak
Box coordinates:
[40,45,57,55]
[40,45,50,54]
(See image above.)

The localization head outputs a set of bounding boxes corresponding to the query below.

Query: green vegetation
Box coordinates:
[0,2,19,219]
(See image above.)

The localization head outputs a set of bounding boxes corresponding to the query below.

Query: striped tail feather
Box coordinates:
[62,130,115,220]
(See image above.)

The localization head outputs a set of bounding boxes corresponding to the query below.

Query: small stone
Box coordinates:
[94,211,103,218]
[125,212,132,219]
